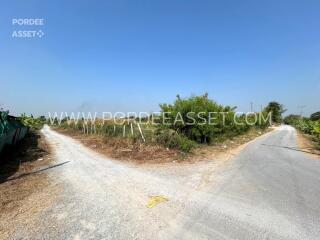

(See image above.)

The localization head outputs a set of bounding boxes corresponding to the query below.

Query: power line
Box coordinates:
[297,105,306,117]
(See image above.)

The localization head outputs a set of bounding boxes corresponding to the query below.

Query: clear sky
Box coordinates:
[1,0,319,117]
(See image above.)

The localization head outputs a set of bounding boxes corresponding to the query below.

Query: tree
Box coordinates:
[39,116,46,121]
[283,114,300,125]
[310,111,320,121]
[159,94,236,143]
[264,101,286,124]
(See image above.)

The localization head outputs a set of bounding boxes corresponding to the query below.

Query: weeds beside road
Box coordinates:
[54,124,272,164]
[2,123,319,240]
[284,114,320,153]
[51,94,274,162]
[0,130,60,239]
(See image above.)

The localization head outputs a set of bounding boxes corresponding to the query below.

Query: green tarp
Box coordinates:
[0,111,9,153]
[0,111,28,153]
[0,111,9,136]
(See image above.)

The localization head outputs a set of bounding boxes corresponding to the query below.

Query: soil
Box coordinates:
[53,128,181,164]
[0,131,60,239]
[296,130,320,160]
[53,127,274,164]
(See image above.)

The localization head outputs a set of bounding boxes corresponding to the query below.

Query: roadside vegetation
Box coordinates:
[1,112,48,168]
[0,129,55,239]
[153,94,274,152]
[18,114,46,130]
[284,113,320,149]
[0,111,54,239]
[0,111,49,173]
[52,94,279,161]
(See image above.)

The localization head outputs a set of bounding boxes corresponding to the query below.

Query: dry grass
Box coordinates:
[54,127,273,164]
[54,128,181,164]
[0,131,51,182]
[0,131,60,239]
[296,130,320,160]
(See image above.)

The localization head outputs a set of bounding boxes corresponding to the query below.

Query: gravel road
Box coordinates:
[8,125,320,240]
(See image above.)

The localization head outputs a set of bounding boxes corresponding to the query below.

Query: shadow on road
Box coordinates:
[0,131,49,183]
[3,161,70,183]
[261,143,320,156]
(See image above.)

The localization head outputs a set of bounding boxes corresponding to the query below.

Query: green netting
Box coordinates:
[0,111,9,153]
[0,111,28,153]
[0,111,9,136]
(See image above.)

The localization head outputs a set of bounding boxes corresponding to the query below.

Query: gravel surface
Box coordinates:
[6,125,320,240]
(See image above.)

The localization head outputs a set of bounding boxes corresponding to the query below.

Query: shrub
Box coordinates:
[159,94,237,143]
[312,121,320,137]
[158,94,270,144]
[286,116,320,146]
[296,119,314,134]
[263,101,286,123]
[310,111,320,121]
[155,129,196,152]
[283,114,300,125]
[18,114,46,130]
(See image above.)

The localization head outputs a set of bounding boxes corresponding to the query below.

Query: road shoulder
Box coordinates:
[296,130,320,160]
[0,131,61,239]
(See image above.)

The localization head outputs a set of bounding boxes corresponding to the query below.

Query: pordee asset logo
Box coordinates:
[12,18,45,38]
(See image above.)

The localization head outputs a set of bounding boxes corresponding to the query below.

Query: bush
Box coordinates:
[310,111,320,121]
[283,114,300,125]
[312,121,320,139]
[159,94,237,143]
[296,119,315,134]
[158,94,270,144]
[263,101,286,123]
[155,129,196,152]
[18,114,46,130]
[286,116,320,146]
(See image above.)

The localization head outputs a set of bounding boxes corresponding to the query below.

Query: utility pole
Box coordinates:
[250,102,253,112]
[297,105,306,118]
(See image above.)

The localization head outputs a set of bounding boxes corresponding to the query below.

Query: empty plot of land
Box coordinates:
[1,125,320,240]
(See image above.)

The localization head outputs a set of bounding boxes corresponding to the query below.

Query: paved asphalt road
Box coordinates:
[8,125,320,240]
[162,125,320,240]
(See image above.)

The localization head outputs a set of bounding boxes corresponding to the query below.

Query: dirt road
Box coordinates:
[2,125,320,239]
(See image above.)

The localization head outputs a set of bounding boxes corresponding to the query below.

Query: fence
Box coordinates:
[0,111,28,154]
[61,121,156,143]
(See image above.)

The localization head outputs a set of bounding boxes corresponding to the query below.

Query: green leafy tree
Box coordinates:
[264,101,286,124]
[283,114,300,125]
[18,114,46,130]
[159,94,237,143]
[310,111,320,121]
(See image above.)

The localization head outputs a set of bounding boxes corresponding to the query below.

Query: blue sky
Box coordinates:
[1,0,319,116]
